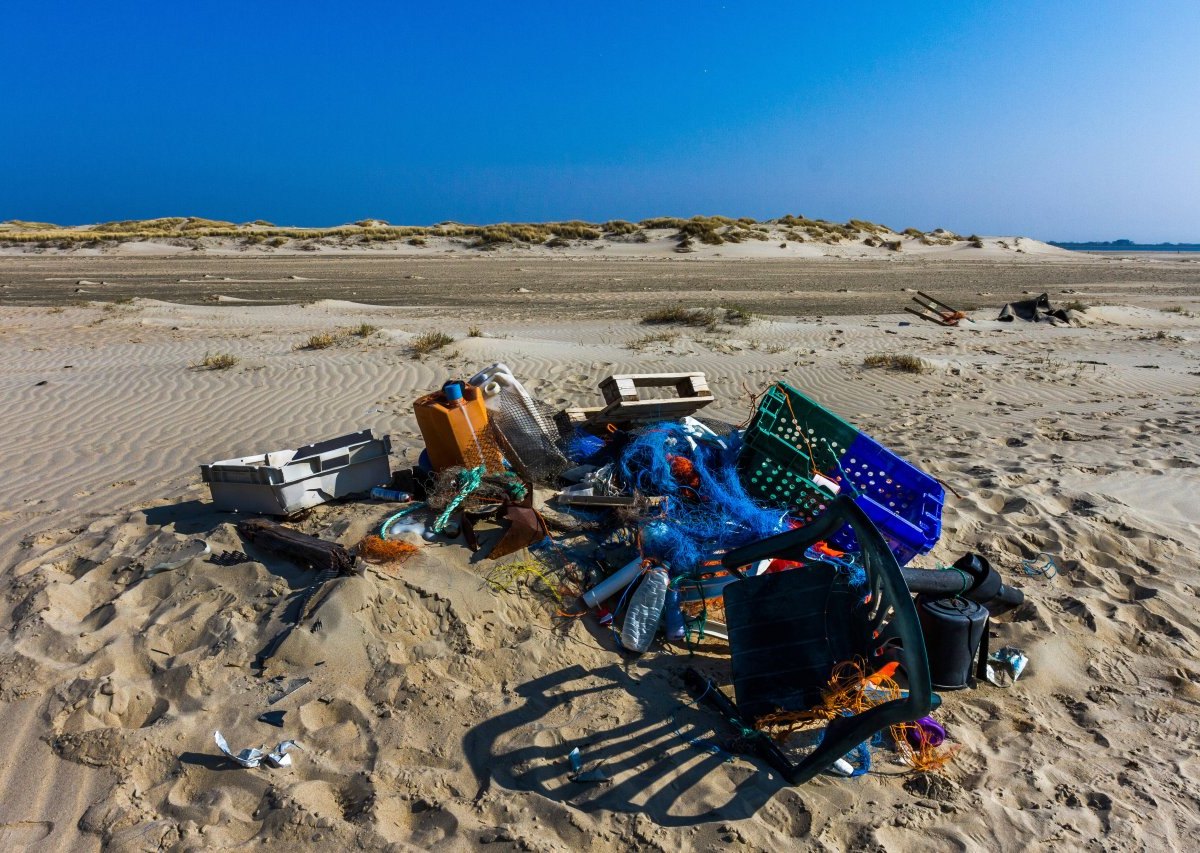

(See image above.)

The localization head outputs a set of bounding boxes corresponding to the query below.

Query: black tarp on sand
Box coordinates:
[997,293,1073,324]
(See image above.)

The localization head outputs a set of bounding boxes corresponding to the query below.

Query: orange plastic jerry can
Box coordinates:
[413,381,504,472]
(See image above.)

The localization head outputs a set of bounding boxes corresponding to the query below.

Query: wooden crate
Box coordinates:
[556,372,715,431]
[596,372,713,422]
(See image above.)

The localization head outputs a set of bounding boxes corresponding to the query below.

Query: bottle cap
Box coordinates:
[442,380,464,402]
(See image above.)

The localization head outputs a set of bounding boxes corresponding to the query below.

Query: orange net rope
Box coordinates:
[755,658,958,773]
[357,535,421,564]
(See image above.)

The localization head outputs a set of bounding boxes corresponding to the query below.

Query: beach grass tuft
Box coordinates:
[723,304,755,325]
[410,330,454,355]
[863,353,930,373]
[627,330,680,350]
[299,332,339,350]
[192,352,239,371]
[642,306,718,329]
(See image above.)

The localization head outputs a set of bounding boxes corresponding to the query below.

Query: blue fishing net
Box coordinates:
[564,429,607,464]
[618,422,788,574]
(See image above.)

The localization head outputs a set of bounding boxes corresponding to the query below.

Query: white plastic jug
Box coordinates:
[467,362,565,480]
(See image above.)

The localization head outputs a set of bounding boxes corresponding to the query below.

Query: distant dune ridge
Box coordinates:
[0,215,1069,258]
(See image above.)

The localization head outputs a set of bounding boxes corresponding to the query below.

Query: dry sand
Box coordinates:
[0,252,1198,851]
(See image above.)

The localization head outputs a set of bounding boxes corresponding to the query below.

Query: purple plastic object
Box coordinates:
[907,715,946,748]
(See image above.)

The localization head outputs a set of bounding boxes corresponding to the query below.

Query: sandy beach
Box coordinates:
[1,247,1198,851]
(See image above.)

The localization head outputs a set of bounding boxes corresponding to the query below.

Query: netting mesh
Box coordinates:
[487,390,569,484]
[618,422,788,574]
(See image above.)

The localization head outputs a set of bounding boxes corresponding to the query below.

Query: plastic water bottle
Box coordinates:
[620,566,668,653]
[371,487,413,502]
[664,585,686,641]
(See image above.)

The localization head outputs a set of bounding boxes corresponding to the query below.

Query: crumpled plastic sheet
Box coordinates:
[214,730,301,768]
[985,646,1029,687]
[144,538,211,576]
[567,746,610,784]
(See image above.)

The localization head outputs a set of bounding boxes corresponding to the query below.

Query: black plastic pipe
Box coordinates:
[900,554,1024,614]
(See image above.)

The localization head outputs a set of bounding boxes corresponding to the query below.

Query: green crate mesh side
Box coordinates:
[744,385,860,470]
[739,450,836,523]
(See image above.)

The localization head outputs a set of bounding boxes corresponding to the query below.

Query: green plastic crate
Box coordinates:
[739,445,836,524]
[738,382,945,564]
[741,383,859,474]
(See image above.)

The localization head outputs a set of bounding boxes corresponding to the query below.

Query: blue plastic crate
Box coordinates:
[828,432,944,564]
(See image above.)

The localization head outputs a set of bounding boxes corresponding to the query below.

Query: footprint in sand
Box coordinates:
[0,822,53,845]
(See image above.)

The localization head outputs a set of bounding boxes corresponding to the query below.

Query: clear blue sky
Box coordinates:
[3,1,1198,241]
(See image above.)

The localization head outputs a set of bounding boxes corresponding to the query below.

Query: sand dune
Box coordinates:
[0,264,1198,850]
[0,216,1071,262]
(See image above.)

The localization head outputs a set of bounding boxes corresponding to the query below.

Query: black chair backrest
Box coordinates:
[720,495,935,784]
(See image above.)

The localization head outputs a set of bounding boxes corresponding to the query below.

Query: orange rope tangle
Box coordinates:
[357,535,420,564]
[754,658,959,773]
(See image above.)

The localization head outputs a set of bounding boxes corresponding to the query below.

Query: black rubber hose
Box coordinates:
[900,566,1025,613]
[900,567,971,596]
[992,583,1025,610]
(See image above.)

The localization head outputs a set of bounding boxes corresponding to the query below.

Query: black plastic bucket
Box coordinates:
[917,596,988,690]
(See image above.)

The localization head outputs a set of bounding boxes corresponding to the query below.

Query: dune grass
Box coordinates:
[410,330,454,355]
[863,353,930,373]
[192,352,239,371]
[349,323,378,338]
[299,332,339,350]
[602,220,640,235]
[723,304,755,325]
[626,330,680,351]
[641,306,718,329]
[1,215,961,249]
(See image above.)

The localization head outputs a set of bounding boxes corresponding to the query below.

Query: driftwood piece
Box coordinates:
[236,518,356,575]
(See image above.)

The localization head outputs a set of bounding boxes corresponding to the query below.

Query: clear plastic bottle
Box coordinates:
[664,585,686,641]
[619,566,668,653]
[370,487,413,502]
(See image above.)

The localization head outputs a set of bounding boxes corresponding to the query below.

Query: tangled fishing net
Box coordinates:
[357,535,420,564]
[426,466,527,514]
[618,422,788,574]
[482,557,585,618]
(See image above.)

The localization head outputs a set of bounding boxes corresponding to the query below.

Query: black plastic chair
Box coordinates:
[717,495,936,783]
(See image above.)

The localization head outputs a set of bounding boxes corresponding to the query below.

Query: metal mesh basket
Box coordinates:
[487,389,569,484]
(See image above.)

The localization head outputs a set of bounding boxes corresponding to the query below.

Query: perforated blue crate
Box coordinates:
[828,433,943,564]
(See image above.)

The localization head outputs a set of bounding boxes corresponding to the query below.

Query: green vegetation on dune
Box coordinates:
[0,215,979,248]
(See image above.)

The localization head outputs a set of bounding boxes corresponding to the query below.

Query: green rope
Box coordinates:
[433,465,486,533]
[934,562,973,596]
[505,478,528,501]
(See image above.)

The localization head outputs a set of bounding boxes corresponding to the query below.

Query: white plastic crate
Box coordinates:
[200,430,391,515]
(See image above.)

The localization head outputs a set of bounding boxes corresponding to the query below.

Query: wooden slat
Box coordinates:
[595,395,714,422]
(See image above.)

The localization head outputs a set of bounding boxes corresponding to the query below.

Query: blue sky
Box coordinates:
[3,1,1198,240]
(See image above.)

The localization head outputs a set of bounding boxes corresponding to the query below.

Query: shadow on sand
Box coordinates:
[463,660,788,827]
